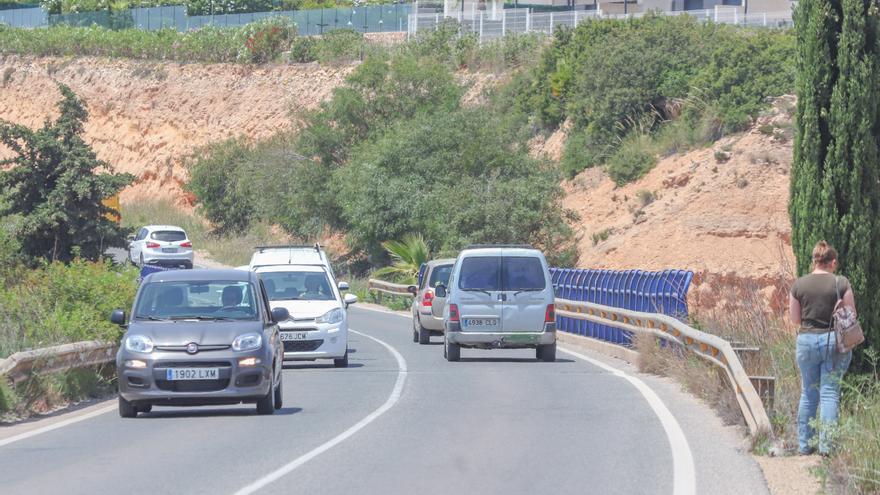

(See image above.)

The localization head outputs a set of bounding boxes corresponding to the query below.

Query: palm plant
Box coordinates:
[373,234,429,283]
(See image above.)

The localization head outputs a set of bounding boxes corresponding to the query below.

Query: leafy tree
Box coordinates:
[186,138,257,234]
[0,85,133,263]
[790,0,880,362]
[336,108,577,265]
[373,235,430,283]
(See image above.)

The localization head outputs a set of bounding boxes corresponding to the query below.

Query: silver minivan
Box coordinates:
[436,245,556,362]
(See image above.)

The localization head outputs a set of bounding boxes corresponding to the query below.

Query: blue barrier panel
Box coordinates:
[550,267,694,348]
[139,264,181,281]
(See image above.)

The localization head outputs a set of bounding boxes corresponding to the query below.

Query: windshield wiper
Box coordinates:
[462,288,493,296]
[168,315,238,321]
[134,315,170,321]
[512,288,544,296]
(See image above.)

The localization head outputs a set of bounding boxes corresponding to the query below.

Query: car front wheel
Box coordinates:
[273,374,283,410]
[119,396,138,418]
[256,373,276,415]
[334,350,349,368]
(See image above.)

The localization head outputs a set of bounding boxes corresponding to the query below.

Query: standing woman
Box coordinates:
[789,241,855,455]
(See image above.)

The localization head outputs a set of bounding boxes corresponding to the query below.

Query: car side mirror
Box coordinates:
[435,284,447,298]
[338,281,350,291]
[110,309,126,326]
[406,285,417,295]
[271,307,289,322]
[344,294,358,307]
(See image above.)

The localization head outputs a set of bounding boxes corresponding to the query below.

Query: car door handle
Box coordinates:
[497,293,507,302]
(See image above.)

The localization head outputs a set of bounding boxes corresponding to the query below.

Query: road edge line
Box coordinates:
[558,346,697,495]
[232,328,408,495]
[0,402,117,448]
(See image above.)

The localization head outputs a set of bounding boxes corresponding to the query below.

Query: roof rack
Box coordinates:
[254,243,322,253]
[464,244,534,250]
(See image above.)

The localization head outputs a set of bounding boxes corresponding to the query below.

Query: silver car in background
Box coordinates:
[408,258,455,344]
[113,269,288,417]
[437,245,557,362]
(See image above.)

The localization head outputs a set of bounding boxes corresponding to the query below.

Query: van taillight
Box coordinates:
[422,290,434,307]
[448,304,460,322]
[545,304,555,323]
[145,242,160,248]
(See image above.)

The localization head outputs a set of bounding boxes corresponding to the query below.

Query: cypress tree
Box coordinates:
[791,0,880,362]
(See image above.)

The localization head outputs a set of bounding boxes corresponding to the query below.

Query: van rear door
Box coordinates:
[456,255,504,332]
[501,255,550,333]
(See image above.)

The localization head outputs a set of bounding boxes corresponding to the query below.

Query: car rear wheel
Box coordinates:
[538,342,556,362]
[417,320,430,345]
[138,254,144,268]
[256,373,276,415]
[412,321,418,343]
[118,396,138,418]
[445,338,460,362]
[334,349,349,368]
[273,374,283,410]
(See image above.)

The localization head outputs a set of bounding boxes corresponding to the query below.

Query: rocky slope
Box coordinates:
[0,55,352,205]
[553,97,797,312]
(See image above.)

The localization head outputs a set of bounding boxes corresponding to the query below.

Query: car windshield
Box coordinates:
[458,256,545,292]
[428,265,453,288]
[151,230,186,242]
[133,281,257,320]
[259,271,335,301]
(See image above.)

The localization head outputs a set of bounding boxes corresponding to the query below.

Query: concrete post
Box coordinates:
[526,8,530,32]
[502,9,506,35]
[479,11,483,42]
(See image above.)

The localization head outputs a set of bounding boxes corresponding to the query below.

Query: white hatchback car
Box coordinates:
[255,264,357,367]
[128,225,193,269]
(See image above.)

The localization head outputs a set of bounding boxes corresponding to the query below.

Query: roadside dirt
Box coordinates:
[0,55,352,206]
[755,455,823,495]
[559,97,796,312]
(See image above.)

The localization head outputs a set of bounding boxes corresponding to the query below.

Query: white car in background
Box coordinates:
[247,246,357,367]
[128,225,193,269]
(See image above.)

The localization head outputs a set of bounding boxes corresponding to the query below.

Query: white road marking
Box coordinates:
[558,346,697,495]
[232,328,408,495]
[0,403,116,448]
[356,303,697,494]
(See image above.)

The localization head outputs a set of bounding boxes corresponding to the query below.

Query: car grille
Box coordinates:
[156,361,231,368]
[156,379,230,392]
[154,345,230,352]
[283,339,324,352]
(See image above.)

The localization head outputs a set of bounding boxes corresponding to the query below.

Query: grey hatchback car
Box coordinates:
[112,269,289,417]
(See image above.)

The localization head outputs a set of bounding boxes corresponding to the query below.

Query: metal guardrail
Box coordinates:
[367,279,414,297]
[0,341,116,385]
[555,298,771,436]
[365,277,771,436]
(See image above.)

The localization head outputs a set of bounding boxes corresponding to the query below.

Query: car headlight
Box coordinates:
[232,333,262,352]
[124,335,154,353]
[316,308,344,325]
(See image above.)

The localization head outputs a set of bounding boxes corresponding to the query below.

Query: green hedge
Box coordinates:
[515,16,795,179]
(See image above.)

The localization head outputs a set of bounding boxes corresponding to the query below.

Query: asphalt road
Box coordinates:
[0,307,769,495]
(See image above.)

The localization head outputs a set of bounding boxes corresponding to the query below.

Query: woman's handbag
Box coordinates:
[833,277,865,353]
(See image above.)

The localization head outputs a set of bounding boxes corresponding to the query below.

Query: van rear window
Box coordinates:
[458,256,545,292]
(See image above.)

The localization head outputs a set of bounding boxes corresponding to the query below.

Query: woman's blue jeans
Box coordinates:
[796,332,851,454]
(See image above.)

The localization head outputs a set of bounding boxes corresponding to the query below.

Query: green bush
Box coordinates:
[514,17,795,182]
[233,16,297,63]
[0,259,138,359]
[185,138,256,233]
[336,107,576,263]
[310,28,367,64]
[606,134,657,185]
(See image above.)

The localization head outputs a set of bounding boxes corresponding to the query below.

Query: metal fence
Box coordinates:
[0,3,412,34]
[409,6,793,40]
[550,268,694,346]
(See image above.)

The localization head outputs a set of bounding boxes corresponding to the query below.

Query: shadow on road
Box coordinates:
[142,406,302,419]
[457,357,576,364]
[282,363,364,370]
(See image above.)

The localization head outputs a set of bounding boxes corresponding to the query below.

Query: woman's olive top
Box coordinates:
[790,273,850,334]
